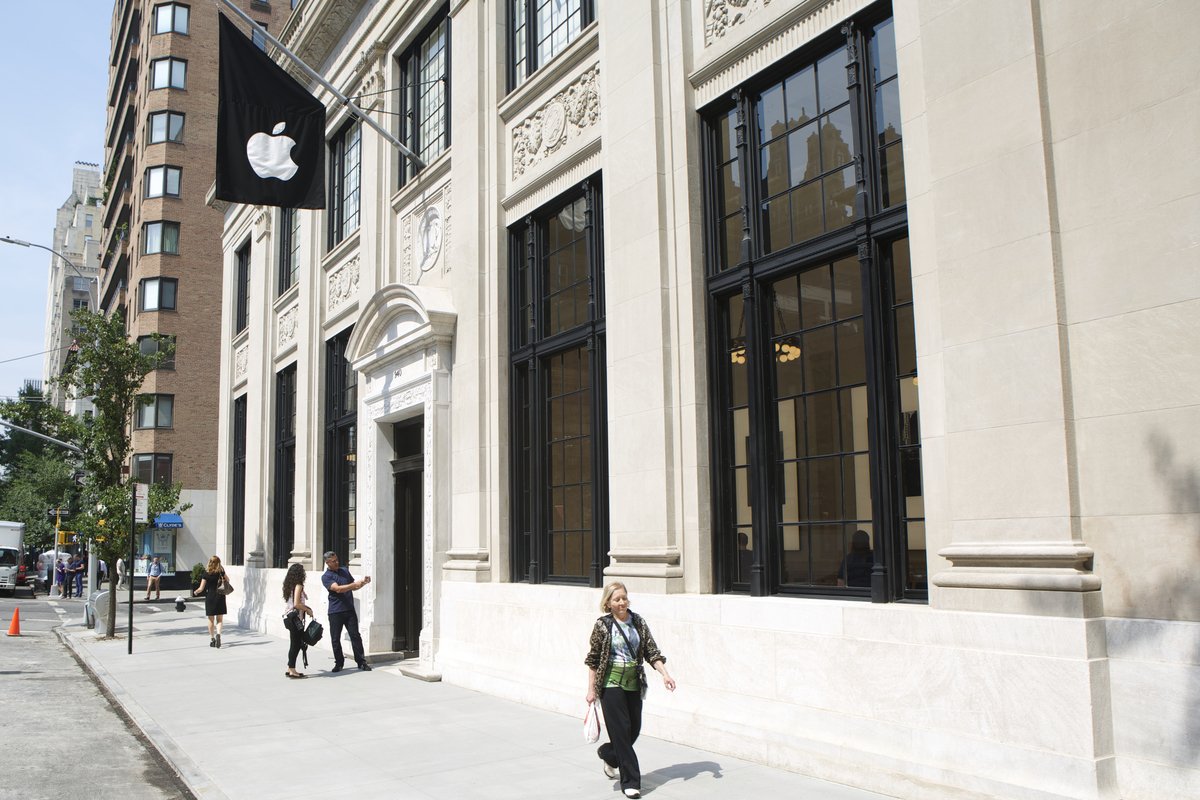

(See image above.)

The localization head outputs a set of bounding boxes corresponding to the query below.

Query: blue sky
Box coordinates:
[0,2,111,400]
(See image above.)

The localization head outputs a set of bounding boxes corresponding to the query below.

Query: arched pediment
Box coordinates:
[347,283,456,374]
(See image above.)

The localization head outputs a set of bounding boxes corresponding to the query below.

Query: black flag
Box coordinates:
[215,13,325,208]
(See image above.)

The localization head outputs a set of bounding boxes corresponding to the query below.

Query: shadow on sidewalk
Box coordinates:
[643,759,725,790]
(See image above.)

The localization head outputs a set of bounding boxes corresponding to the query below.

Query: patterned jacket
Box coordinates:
[584,611,666,696]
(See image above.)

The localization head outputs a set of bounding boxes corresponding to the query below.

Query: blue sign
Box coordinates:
[155,513,184,529]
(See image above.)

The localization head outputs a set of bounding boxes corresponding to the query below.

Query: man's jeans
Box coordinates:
[327,609,366,667]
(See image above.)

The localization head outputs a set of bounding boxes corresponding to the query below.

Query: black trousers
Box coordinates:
[599,687,643,791]
[287,625,304,669]
[327,609,366,667]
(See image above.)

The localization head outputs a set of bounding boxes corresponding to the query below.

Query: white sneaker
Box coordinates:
[623,790,641,799]
[603,763,618,780]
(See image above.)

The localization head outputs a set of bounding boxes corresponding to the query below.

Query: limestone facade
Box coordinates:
[213,2,1200,798]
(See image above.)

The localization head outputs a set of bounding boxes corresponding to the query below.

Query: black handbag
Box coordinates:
[302,619,324,647]
[283,608,303,634]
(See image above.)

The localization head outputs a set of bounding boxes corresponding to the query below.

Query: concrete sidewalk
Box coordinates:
[61,611,898,800]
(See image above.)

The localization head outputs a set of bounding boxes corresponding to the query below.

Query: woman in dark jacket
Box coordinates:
[192,555,230,648]
[584,582,676,799]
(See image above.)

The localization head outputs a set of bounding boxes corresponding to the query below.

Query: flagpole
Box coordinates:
[215,0,426,170]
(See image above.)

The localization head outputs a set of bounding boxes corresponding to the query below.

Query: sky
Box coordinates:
[0,2,112,401]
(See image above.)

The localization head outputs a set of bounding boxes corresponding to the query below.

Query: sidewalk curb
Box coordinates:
[57,625,225,800]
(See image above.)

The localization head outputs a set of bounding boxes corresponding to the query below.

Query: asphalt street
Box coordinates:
[0,593,193,800]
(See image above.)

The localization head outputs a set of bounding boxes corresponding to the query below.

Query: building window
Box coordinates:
[327,122,361,248]
[136,394,174,429]
[231,395,247,566]
[150,57,187,90]
[278,208,300,295]
[153,3,189,35]
[138,334,176,369]
[324,328,357,558]
[234,241,250,333]
[509,181,607,586]
[73,277,91,293]
[143,221,180,255]
[72,298,89,311]
[144,165,182,198]
[273,365,297,568]
[509,0,594,90]
[133,453,173,484]
[140,277,178,311]
[398,8,450,184]
[148,111,185,144]
[703,11,921,601]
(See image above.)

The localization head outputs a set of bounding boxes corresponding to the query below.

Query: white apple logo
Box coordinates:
[246,121,300,181]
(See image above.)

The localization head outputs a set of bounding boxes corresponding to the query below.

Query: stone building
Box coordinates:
[213,1,1199,798]
[99,0,288,578]
[42,162,103,416]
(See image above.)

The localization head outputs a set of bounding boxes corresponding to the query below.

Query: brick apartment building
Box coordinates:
[100,0,287,578]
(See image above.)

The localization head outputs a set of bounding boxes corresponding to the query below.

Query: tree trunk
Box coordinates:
[106,572,119,638]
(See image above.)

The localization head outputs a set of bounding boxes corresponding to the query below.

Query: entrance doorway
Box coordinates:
[391,418,423,656]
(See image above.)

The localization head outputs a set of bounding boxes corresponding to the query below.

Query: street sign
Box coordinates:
[134,483,149,524]
[73,471,86,487]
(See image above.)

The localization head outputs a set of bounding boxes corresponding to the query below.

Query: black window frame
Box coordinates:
[273,364,297,568]
[152,3,189,35]
[144,164,182,198]
[149,57,187,90]
[147,111,185,144]
[701,5,923,603]
[138,334,177,369]
[231,394,247,566]
[509,179,608,586]
[132,453,173,485]
[327,122,361,249]
[398,7,451,186]
[234,240,250,334]
[135,393,175,429]
[507,0,595,92]
[139,277,178,311]
[323,328,357,559]
[143,221,180,255]
[277,208,300,295]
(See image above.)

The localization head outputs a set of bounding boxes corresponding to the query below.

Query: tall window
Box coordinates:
[278,208,300,295]
[150,57,187,90]
[136,394,174,429]
[510,181,607,585]
[398,8,450,184]
[273,365,297,568]
[234,242,250,333]
[324,328,357,558]
[509,0,594,90]
[133,453,173,484]
[153,3,189,35]
[143,221,180,254]
[148,111,185,143]
[231,395,247,566]
[327,122,361,248]
[140,277,177,311]
[703,11,921,601]
[144,165,181,198]
[139,334,176,369]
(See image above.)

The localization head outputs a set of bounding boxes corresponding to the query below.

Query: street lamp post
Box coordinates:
[1,235,99,311]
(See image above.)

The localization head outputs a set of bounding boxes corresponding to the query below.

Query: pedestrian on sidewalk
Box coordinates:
[73,554,85,598]
[584,582,677,800]
[321,551,372,672]
[145,556,163,600]
[116,557,125,590]
[55,558,66,597]
[193,555,230,648]
[282,563,313,679]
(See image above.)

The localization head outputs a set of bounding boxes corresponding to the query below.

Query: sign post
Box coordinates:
[128,483,148,654]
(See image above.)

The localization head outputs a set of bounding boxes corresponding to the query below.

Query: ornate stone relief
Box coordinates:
[234,343,249,380]
[278,305,299,349]
[403,188,452,283]
[705,0,772,45]
[512,65,600,179]
[328,255,360,313]
[253,207,272,241]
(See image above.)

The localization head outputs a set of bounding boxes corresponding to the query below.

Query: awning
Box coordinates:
[155,513,184,529]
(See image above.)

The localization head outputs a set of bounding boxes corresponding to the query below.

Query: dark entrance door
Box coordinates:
[391,419,423,656]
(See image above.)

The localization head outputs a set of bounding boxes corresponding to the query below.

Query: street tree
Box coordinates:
[57,309,182,636]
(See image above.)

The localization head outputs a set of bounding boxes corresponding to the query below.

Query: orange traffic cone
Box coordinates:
[5,607,20,636]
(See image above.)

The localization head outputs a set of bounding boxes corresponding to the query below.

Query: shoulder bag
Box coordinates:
[218,576,235,595]
[302,618,324,647]
[613,616,648,699]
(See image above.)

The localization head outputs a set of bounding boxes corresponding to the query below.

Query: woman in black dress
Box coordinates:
[192,555,231,648]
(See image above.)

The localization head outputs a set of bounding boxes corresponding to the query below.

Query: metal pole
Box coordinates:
[0,419,83,454]
[0,236,99,311]
[214,0,426,169]
[128,484,135,654]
